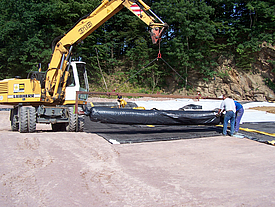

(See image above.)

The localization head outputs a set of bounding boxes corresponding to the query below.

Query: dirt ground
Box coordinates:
[249,106,275,114]
[0,110,275,206]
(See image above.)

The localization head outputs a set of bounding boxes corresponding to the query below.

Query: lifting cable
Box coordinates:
[95,48,108,92]
[113,57,158,92]
[113,41,186,92]
[157,40,186,82]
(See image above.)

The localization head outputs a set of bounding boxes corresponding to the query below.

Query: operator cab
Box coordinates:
[65,61,89,101]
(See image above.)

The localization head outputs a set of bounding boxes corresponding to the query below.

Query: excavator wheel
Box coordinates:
[19,107,28,133]
[51,107,84,132]
[51,107,76,132]
[66,107,77,132]
[19,106,36,133]
[10,108,19,131]
[28,107,36,133]
[65,106,85,132]
[77,115,85,132]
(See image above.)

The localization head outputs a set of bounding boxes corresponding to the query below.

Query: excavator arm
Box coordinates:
[44,0,168,103]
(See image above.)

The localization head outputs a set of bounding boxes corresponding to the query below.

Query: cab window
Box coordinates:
[67,65,75,87]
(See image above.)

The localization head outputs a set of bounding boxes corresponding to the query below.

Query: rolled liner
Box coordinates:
[89,107,221,125]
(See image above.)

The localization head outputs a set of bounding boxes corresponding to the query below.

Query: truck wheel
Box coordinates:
[10,108,19,131]
[66,107,76,132]
[19,107,28,133]
[28,107,36,133]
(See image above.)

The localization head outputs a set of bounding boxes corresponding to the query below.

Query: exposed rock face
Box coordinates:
[179,43,275,101]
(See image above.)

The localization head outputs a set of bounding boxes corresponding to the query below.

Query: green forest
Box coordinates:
[0,0,274,94]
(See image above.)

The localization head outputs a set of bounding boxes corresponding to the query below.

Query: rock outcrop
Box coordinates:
[178,43,275,101]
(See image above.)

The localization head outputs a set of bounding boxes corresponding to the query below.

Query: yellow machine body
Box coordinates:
[0,78,41,105]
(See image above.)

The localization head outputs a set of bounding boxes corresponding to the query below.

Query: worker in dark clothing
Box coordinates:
[117,95,127,108]
[234,100,244,134]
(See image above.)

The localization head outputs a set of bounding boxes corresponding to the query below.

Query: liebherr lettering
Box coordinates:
[78,21,93,35]
[8,94,40,99]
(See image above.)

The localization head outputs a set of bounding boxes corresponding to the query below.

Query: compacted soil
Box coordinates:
[0,107,275,206]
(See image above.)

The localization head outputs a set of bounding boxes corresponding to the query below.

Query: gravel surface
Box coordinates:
[0,110,275,206]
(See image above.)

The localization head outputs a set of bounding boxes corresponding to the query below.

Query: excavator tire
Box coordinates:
[66,107,77,132]
[10,108,19,131]
[19,107,36,133]
[19,107,28,133]
[77,115,85,132]
[28,106,36,133]
[51,107,84,132]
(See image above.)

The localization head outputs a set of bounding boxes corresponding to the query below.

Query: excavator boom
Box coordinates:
[45,0,168,103]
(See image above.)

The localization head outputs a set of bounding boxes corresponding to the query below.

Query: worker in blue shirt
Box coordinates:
[234,100,244,133]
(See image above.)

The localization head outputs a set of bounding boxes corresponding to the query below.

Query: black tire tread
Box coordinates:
[10,108,19,131]
[77,115,85,132]
[19,107,28,133]
[66,107,76,132]
[28,107,36,133]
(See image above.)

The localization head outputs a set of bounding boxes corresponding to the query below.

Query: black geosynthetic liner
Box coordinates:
[84,118,222,144]
[89,107,221,125]
[84,117,275,144]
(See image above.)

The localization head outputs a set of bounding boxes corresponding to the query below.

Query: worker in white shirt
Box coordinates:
[217,94,236,136]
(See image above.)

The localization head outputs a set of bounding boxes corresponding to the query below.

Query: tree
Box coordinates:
[0,0,99,78]
[153,0,216,87]
[0,0,274,93]
[208,0,275,70]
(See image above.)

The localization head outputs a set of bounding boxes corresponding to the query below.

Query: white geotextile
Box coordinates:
[134,99,275,123]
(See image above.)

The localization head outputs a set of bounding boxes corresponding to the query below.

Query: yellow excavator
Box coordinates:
[0,0,168,133]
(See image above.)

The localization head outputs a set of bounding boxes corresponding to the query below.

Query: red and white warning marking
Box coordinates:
[130,3,142,16]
